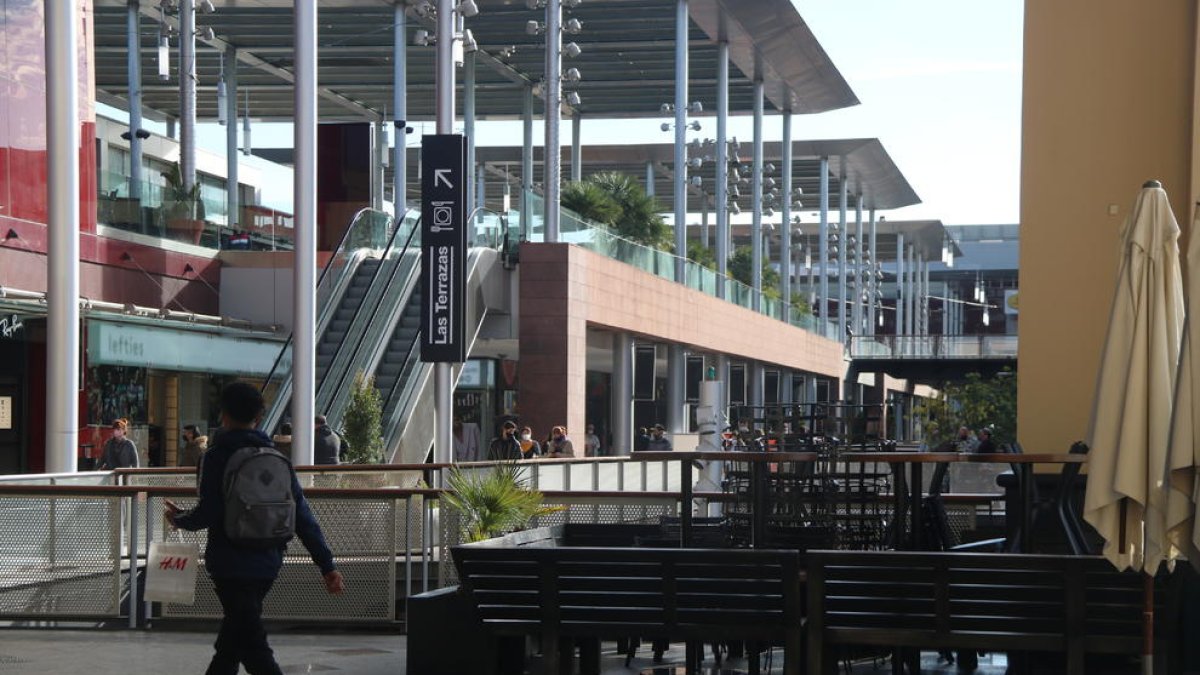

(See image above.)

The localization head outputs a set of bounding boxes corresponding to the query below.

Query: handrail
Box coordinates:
[381,248,493,458]
[259,207,403,392]
[323,216,423,424]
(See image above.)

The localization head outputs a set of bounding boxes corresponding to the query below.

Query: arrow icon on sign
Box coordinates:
[434,169,454,189]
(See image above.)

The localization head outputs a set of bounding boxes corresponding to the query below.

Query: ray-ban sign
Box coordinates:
[420,134,467,363]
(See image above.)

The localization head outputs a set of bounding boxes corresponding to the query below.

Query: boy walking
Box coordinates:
[166,382,344,675]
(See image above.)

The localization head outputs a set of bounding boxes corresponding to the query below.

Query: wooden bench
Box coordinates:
[453,535,804,674]
[806,550,1151,674]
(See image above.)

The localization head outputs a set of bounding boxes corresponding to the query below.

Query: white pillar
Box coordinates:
[433,0,456,467]
[867,209,878,336]
[224,47,239,228]
[46,0,80,473]
[521,83,533,238]
[291,0,318,464]
[543,0,562,242]
[715,40,729,300]
[836,167,847,339]
[127,0,143,202]
[611,333,633,455]
[464,52,476,241]
[571,112,582,183]
[818,157,829,321]
[750,79,763,310]
[895,233,905,337]
[853,193,863,335]
[781,112,793,320]
[393,5,407,214]
[179,0,196,191]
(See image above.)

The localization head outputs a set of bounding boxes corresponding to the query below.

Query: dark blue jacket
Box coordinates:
[173,428,336,580]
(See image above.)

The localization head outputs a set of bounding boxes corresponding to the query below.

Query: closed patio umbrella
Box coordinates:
[1167,206,1200,562]
[1084,180,1186,675]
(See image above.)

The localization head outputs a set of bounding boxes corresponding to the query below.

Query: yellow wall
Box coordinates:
[1019,1,1195,452]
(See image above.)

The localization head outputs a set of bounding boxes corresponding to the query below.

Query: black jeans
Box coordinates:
[207,578,283,675]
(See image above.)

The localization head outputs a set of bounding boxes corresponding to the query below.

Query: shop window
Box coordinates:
[87,366,147,425]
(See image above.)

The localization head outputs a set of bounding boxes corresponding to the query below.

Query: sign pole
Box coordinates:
[431,0,457,471]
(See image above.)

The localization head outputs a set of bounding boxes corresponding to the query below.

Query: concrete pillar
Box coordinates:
[611,332,633,455]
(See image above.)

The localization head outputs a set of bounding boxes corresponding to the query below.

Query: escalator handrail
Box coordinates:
[258,207,409,394]
[318,214,423,421]
[380,249,490,450]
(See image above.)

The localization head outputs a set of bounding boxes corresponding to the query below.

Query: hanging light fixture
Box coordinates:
[241,90,251,156]
[216,60,227,125]
[157,18,170,81]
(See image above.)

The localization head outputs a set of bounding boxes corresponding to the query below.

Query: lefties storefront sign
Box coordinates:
[420,134,467,363]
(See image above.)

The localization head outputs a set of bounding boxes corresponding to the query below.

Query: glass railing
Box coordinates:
[849,334,1019,359]
[258,208,401,432]
[514,190,838,338]
[97,170,295,251]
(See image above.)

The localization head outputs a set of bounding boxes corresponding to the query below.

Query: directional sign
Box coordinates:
[420,134,468,363]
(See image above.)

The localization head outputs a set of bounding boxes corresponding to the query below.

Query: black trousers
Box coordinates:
[207,578,283,675]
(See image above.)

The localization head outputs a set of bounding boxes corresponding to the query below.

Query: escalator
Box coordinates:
[259,208,401,434]
[261,207,501,464]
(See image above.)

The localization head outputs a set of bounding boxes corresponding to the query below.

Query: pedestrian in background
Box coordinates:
[545,426,576,458]
[487,421,522,460]
[518,426,541,459]
[645,424,672,451]
[271,422,293,458]
[584,424,602,457]
[313,415,342,465]
[634,427,651,452]
[178,424,209,468]
[99,418,139,469]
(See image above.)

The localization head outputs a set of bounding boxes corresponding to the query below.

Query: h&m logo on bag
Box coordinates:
[159,556,190,571]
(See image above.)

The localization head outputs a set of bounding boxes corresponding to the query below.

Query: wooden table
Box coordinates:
[636,451,818,547]
[841,451,1088,552]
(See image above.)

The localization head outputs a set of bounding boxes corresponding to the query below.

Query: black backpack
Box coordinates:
[222,447,296,549]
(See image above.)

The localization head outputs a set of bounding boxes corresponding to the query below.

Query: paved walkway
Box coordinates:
[0,629,1013,674]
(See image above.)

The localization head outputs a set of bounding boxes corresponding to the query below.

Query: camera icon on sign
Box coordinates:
[431,201,455,233]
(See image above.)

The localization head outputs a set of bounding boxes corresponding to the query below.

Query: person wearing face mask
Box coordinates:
[99,418,140,469]
[645,424,672,452]
[583,424,602,457]
[518,426,541,459]
[487,421,523,461]
[545,426,576,458]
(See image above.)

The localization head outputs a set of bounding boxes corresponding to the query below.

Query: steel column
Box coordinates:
[464,52,476,242]
[751,79,763,310]
[179,0,195,191]
[818,157,829,321]
[127,0,143,201]
[224,47,238,227]
[521,83,533,239]
[645,161,655,196]
[906,244,916,336]
[715,40,728,300]
[837,167,847,340]
[923,259,931,335]
[433,0,456,469]
[46,0,80,473]
[853,194,863,335]
[667,345,685,434]
[611,332,633,455]
[291,0,317,464]
[571,113,582,182]
[394,5,407,213]
[543,0,562,242]
[673,0,688,283]
[895,233,905,337]
[868,209,878,335]
[781,112,792,321]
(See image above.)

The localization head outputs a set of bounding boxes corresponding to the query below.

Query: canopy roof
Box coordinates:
[92,0,858,122]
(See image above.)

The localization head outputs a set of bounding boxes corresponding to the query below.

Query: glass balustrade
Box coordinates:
[97,170,296,251]
[514,190,839,338]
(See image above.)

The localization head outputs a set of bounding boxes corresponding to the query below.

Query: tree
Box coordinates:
[442,463,563,542]
[564,170,672,249]
[790,292,812,317]
[912,369,1018,445]
[687,240,718,270]
[727,245,781,299]
[342,371,384,463]
[561,181,621,225]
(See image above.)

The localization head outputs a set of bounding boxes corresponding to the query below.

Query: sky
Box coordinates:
[171,1,1025,225]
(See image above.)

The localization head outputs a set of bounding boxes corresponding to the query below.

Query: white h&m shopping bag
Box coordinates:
[145,541,200,604]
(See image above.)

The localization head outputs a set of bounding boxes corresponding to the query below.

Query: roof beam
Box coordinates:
[141,4,380,120]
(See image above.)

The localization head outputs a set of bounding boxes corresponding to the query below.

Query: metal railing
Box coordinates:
[0,456,1004,627]
[849,334,1019,359]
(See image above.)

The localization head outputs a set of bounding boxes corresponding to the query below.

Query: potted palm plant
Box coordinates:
[442,463,562,544]
[160,162,206,244]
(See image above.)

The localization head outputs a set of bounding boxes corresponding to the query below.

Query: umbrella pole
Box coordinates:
[1143,572,1154,675]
